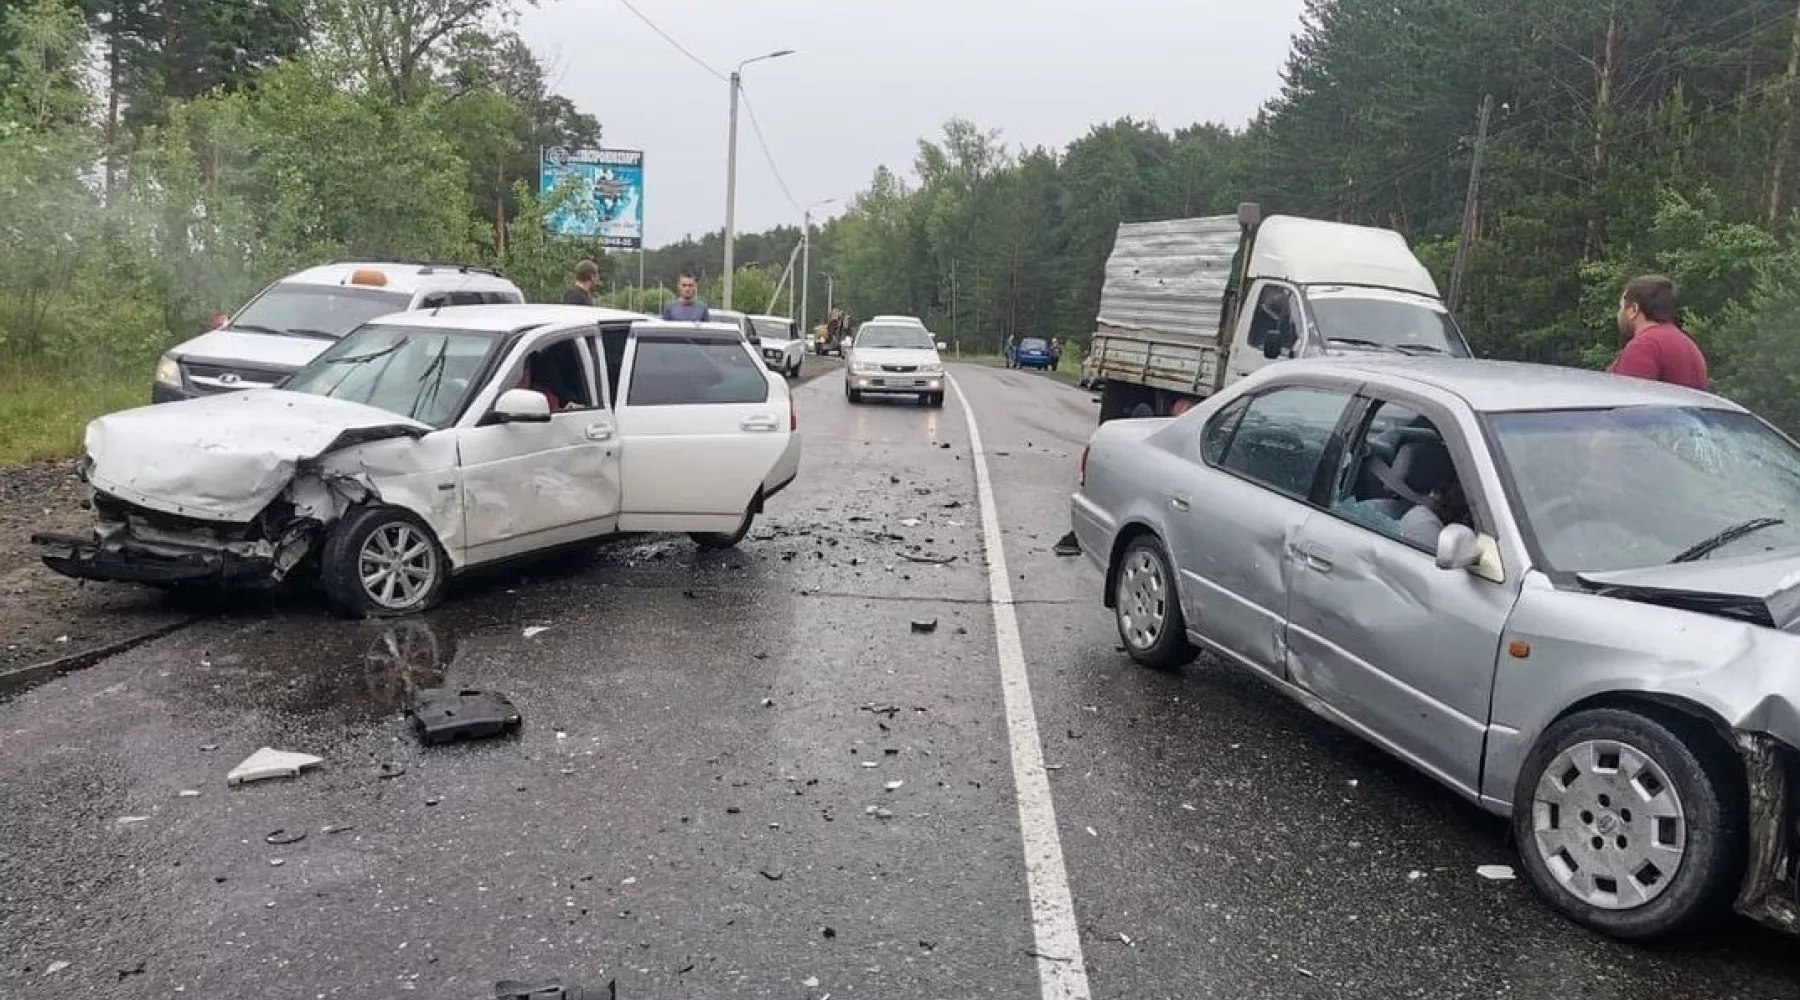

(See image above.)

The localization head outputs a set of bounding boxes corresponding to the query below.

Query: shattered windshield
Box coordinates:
[282,323,500,428]
[1489,406,1800,573]
[231,282,412,339]
[1305,290,1472,356]
[857,324,935,349]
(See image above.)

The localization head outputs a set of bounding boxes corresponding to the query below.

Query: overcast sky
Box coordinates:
[516,0,1309,247]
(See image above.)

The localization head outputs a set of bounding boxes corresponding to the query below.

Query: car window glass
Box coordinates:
[1245,284,1299,350]
[627,338,769,406]
[283,324,498,428]
[447,291,488,306]
[511,338,594,411]
[590,325,628,406]
[1201,396,1250,465]
[233,283,411,338]
[1328,400,1474,551]
[1215,386,1349,499]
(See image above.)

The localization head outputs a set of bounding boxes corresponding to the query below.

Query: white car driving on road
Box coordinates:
[844,320,950,408]
[36,306,801,618]
[750,314,806,377]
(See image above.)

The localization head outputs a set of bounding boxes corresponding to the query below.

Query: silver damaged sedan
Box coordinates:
[1071,355,1800,942]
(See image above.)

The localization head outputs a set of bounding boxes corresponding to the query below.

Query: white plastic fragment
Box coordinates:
[227,748,323,786]
[523,626,551,638]
[44,961,69,975]
[884,780,904,791]
[177,789,200,798]
[116,816,150,825]
[1477,864,1516,881]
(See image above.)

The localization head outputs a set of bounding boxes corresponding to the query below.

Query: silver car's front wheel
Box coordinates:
[1111,535,1194,670]
[1512,709,1744,941]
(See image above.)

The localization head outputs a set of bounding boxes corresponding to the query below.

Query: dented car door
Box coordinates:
[457,328,621,563]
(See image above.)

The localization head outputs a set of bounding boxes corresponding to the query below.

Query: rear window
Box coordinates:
[1021,338,1049,350]
[752,317,794,340]
[628,337,770,406]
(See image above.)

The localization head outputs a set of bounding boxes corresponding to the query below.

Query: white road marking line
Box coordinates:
[947,371,1093,1000]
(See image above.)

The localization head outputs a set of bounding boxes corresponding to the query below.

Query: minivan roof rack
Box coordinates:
[327,259,505,278]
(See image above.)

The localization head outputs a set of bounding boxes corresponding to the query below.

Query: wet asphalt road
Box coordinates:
[0,363,1795,999]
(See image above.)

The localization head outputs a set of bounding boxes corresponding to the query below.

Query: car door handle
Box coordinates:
[1169,493,1191,511]
[586,422,614,441]
[1294,541,1333,573]
[741,415,779,432]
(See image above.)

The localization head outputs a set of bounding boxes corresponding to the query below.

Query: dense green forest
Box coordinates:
[7,0,1800,460]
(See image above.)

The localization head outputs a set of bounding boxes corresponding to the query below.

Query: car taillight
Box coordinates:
[1077,444,1089,487]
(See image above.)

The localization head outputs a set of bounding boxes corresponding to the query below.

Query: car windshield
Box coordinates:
[1304,291,1472,356]
[857,324,934,349]
[1489,406,1800,573]
[1020,338,1049,351]
[282,323,501,428]
[231,282,412,339]
[752,318,792,340]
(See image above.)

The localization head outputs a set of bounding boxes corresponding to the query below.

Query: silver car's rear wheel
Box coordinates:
[1512,708,1744,940]
[1111,535,1194,670]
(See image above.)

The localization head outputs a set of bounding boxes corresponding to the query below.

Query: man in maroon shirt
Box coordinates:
[1608,274,1709,390]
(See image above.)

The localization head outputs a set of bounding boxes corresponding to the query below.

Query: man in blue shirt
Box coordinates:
[660,270,711,321]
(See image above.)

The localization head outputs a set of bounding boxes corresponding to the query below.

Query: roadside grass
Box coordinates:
[951,351,1085,387]
[0,364,147,467]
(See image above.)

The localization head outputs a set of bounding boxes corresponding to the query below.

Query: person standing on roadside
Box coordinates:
[660,270,711,321]
[1608,274,1708,391]
[562,260,598,305]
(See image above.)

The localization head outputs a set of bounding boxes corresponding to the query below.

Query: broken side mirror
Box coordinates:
[494,388,552,423]
[1435,523,1481,571]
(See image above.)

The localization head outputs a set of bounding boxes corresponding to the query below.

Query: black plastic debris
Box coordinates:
[911,618,939,633]
[264,829,306,846]
[1053,531,1081,557]
[494,977,615,999]
[407,688,522,746]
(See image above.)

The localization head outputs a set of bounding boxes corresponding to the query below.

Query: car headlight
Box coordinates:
[920,363,943,374]
[154,353,182,388]
[853,362,879,374]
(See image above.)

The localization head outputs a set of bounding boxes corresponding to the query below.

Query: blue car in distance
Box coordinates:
[1015,336,1056,370]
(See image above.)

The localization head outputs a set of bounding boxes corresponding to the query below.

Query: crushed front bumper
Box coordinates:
[33,529,284,586]
[1734,731,1800,934]
[850,373,943,395]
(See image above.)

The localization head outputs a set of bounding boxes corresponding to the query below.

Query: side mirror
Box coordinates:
[1434,523,1481,570]
[494,388,552,423]
[747,333,761,346]
[936,341,947,351]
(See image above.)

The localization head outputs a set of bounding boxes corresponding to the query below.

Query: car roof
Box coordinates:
[631,319,751,341]
[1266,355,1742,414]
[710,308,746,319]
[749,313,792,322]
[361,303,649,331]
[279,261,521,295]
[868,314,924,325]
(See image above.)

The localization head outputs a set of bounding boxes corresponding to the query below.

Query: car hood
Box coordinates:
[85,390,430,523]
[854,348,941,366]
[172,327,335,371]
[1580,551,1800,630]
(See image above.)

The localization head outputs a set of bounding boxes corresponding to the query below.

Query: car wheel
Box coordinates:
[929,391,945,408]
[1112,534,1195,670]
[1511,708,1746,941]
[321,506,449,619]
[691,493,759,550]
[847,386,863,404]
[1128,401,1156,418]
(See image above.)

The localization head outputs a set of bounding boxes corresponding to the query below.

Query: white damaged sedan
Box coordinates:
[34,306,802,617]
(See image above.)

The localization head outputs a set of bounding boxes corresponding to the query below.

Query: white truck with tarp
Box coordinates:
[1088,203,1475,422]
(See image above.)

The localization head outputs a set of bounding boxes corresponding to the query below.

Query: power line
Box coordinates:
[739,87,802,212]
[613,0,725,81]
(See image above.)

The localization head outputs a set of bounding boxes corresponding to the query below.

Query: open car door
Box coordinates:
[613,323,793,534]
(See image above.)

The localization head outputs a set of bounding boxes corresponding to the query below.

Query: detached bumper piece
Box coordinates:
[407,688,522,746]
[31,530,273,586]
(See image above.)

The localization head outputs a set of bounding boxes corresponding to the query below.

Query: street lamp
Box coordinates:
[800,197,836,337]
[722,48,794,310]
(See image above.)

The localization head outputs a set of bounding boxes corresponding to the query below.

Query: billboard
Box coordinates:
[540,146,644,248]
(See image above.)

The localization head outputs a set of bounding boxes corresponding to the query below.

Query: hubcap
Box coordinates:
[358,522,438,610]
[1116,547,1168,650]
[1531,738,1688,910]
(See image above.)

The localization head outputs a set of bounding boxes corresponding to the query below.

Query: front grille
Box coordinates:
[182,360,289,393]
[881,365,918,374]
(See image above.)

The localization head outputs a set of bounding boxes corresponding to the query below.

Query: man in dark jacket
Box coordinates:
[562,260,598,305]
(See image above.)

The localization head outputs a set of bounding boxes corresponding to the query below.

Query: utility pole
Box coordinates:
[1448,93,1493,315]
[721,49,794,311]
[799,198,835,331]
[722,69,741,310]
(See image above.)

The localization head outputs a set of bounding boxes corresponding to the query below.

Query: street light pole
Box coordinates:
[799,197,835,335]
[721,49,794,311]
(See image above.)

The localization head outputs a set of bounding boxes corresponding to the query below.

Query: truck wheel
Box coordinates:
[1129,402,1155,418]
[321,506,449,619]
